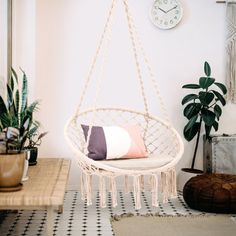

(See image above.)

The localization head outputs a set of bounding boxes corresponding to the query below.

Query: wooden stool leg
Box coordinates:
[58,205,63,214]
[47,207,54,236]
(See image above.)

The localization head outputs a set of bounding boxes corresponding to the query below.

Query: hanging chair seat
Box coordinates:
[65,107,183,175]
[100,154,174,170]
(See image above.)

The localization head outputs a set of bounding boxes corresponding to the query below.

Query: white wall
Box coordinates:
[12,0,35,100]
[0,0,8,94]
[12,0,236,190]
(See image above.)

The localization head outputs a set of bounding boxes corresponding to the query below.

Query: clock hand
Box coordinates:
[158,7,167,14]
[166,5,178,13]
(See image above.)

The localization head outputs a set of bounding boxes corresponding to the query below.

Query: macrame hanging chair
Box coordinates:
[65,0,184,209]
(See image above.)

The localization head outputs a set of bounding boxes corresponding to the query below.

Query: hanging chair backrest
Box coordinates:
[66,107,181,159]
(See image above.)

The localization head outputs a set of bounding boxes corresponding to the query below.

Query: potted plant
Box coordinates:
[181,61,227,173]
[0,68,38,190]
[25,123,48,166]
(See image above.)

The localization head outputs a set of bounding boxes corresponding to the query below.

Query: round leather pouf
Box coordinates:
[183,173,236,213]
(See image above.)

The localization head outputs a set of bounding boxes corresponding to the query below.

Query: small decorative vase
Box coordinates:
[0,152,25,191]
[28,147,38,166]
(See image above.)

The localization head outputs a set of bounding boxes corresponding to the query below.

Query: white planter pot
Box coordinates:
[21,151,30,182]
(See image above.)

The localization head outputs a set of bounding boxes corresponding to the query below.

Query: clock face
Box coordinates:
[150,0,183,29]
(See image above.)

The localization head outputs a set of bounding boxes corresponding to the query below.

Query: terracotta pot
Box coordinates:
[0,152,26,189]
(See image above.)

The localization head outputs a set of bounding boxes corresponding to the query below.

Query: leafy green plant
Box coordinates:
[0,69,39,153]
[181,61,227,171]
[25,122,48,149]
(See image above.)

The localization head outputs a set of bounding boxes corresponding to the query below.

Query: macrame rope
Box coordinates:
[140,175,145,192]
[123,0,170,123]
[170,169,177,198]
[151,174,159,207]
[111,177,118,207]
[80,172,86,201]
[226,2,236,103]
[85,174,92,206]
[124,175,129,193]
[133,175,141,209]
[123,0,151,142]
[84,0,117,152]
[161,172,169,204]
[76,0,117,116]
[99,176,107,208]
[123,0,149,116]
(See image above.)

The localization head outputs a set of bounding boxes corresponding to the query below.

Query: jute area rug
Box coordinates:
[111,214,236,236]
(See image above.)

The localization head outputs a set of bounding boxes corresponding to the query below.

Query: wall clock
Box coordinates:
[150,0,183,30]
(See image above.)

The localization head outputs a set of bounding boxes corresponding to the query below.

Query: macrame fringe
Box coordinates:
[80,168,177,209]
[226,3,236,103]
[170,169,177,198]
[140,175,145,192]
[161,172,168,204]
[86,173,92,206]
[133,176,141,210]
[80,172,85,201]
[161,169,177,204]
[151,174,159,207]
[99,176,107,208]
[124,175,129,193]
[111,177,118,207]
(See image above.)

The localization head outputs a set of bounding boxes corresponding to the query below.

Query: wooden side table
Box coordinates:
[0,158,70,236]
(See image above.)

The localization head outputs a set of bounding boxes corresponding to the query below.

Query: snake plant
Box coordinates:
[0,69,39,153]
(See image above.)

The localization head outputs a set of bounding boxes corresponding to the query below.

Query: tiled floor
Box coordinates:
[0,190,232,236]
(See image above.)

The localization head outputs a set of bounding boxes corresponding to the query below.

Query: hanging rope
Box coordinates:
[84,0,117,152]
[123,0,170,123]
[76,0,117,116]
[123,0,149,116]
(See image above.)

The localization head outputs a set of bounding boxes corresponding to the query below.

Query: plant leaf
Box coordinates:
[201,108,216,126]
[9,75,14,91]
[214,82,227,95]
[214,104,222,119]
[199,77,215,89]
[21,72,28,113]
[204,61,211,77]
[0,113,11,128]
[184,115,199,132]
[199,91,214,105]
[7,84,13,106]
[11,68,18,83]
[15,89,20,115]
[212,90,226,106]
[182,94,198,105]
[0,96,7,114]
[213,121,218,131]
[182,84,200,89]
[183,103,201,119]
[28,126,38,137]
[38,131,48,140]
[184,122,200,141]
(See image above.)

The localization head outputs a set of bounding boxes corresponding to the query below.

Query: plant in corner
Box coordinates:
[0,68,39,190]
[25,122,48,166]
[181,61,227,173]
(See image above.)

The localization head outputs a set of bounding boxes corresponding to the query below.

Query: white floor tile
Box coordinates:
[0,190,229,236]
